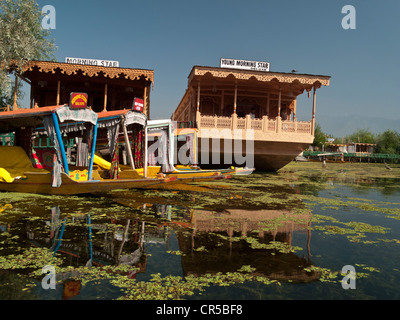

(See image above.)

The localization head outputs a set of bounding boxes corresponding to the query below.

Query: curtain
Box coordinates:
[186,134,196,165]
[43,116,63,187]
[75,137,89,167]
[109,145,119,179]
[132,125,143,169]
[159,129,174,173]
[107,122,120,159]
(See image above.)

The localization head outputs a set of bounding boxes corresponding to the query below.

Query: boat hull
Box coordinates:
[197,138,310,171]
[0,172,172,195]
[118,169,232,188]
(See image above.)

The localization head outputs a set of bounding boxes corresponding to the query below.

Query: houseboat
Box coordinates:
[172,61,330,171]
[12,59,153,115]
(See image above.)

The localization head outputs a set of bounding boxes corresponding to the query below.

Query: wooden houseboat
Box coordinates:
[11,59,153,116]
[172,64,330,171]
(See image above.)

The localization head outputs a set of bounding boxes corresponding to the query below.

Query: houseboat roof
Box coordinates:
[188,65,330,89]
[0,105,62,132]
[20,60,154,84]
[0,105,97,133]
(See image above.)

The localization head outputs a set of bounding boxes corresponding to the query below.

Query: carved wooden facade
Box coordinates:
[17,60,154,116]
[172,65,331,171]
[173,65,330,129]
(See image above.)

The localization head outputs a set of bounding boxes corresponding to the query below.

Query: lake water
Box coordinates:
[0,162,399,300]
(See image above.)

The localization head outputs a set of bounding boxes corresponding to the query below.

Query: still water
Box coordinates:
[0,162,399,300]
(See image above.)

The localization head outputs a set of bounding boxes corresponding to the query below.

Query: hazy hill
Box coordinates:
[316,114,400,138]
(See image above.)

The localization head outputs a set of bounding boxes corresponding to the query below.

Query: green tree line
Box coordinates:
[313,124,400,155]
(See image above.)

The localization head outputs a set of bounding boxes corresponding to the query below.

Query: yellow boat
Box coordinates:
[95,111,233,186]
[0,104,174,195]
[145,119,253,178]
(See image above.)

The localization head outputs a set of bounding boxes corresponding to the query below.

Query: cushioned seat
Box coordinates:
[0,146,48,183]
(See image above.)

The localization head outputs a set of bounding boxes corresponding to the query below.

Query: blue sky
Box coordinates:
[28,0,400,136]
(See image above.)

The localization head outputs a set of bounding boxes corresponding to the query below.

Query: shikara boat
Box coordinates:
[173,126,254,176]
[0,104,173,195]
[145,119,253,178]
[95,110,233,186]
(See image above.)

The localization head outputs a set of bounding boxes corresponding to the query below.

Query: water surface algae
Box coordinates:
[0,161,399,300]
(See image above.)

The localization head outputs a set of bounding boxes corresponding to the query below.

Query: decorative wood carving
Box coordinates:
[21,61,154,83]
[189,66,330,88]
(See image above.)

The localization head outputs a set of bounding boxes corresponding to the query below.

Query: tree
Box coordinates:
[375,130,400,155]
[0,0,56,108]
[346,128,376,144]
[0,79,23,107]
[312,124,327,150]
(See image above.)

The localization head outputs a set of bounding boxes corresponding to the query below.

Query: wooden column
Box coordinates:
[103,83,108,112]
[276,88,282,133]
[277,87,282,118]
[311,87,317,135]
[89,94,94,110]
[13,75,18,110]
[143,85,148,117]
[195,83,201,126]
[111,86,116,110]
[56,80,60,105]
[196,82,200,112]
[293,99,297,121]
[30,84,34,109]
[220,90,224,116]
[266,93,270,117]
[233,84,237,114]
[190,89,196,122]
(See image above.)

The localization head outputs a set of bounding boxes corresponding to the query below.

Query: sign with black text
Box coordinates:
[65,57,119,68]
[220,58,270,72]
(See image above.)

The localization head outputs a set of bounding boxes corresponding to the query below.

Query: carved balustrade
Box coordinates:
[197,113,312,135]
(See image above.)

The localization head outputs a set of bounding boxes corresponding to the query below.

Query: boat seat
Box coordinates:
[0,146,48,183]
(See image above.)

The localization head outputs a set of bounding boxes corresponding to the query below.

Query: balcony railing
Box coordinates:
[197,112,312,135]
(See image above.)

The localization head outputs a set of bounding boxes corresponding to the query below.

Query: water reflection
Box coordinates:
[177,208,316,283]
[0,183,322,299]
[111,189,319,284]
[1,163,399,299]
[25,207,147,272]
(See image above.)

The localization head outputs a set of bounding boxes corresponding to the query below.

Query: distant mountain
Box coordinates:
[316,114,400,138]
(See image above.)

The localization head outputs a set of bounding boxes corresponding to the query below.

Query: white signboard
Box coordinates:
[65,57,119,68]
[220,58,270,72]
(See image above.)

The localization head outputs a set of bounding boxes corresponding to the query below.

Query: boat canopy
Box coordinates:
[0,105,98,187]
[0,105,98,133]
[97,110,148,173]
[97,109,147,128]
[146,119,175,173]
